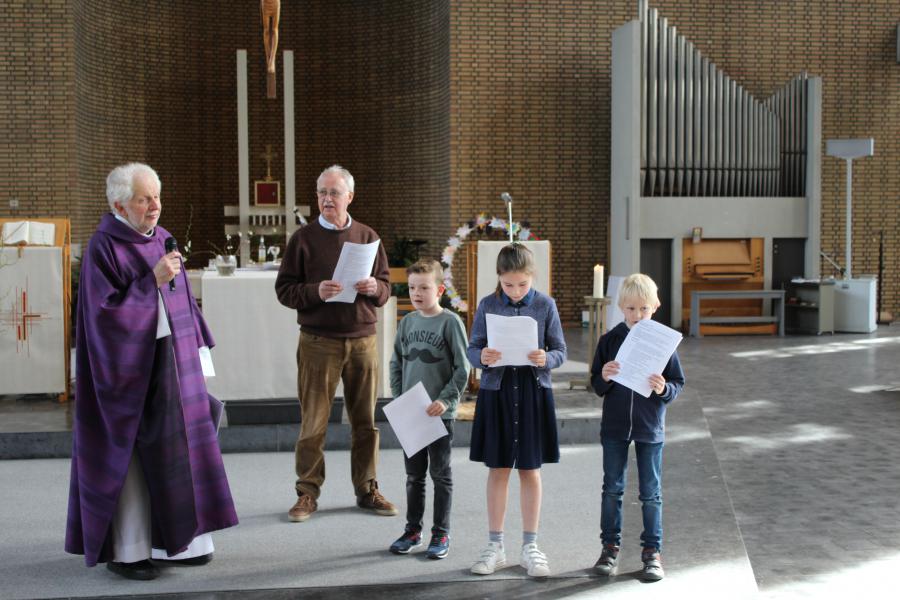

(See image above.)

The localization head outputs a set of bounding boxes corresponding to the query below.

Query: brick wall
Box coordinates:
[450,0,900,322]
[0,0,76,229]
[291,1,451,266]
[0,0,448,267]
[646,0,900,320]
[72,0,248,263]
[1,1,898,322]
[450,0,631,321]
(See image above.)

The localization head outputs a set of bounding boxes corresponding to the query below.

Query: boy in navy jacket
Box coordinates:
[590,273,684,582]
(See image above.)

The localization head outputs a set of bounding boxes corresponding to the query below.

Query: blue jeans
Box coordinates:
[600,438,664,551]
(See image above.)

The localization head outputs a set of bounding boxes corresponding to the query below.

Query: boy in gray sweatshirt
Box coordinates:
[388,259,470,559]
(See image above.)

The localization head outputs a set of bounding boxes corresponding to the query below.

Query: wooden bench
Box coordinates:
[690,290,785,337]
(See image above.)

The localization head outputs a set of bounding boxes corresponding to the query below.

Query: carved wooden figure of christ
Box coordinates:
[261,0,280,98]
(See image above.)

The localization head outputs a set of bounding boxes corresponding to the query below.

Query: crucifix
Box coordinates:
[261,0,281,98]
[260,144,278,181]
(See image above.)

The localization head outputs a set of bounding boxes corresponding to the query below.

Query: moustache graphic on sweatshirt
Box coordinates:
[404,347,443,364]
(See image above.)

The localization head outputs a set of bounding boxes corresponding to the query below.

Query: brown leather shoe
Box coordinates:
[356,481,398,516]
[288,494,317,522]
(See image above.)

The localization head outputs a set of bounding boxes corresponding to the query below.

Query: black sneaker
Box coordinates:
[425,532,450,559]
[641,547,664,581]
[389,528,422,554]
[594,543,619,576]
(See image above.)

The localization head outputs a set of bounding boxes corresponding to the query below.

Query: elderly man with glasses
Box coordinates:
[275,164,397,522]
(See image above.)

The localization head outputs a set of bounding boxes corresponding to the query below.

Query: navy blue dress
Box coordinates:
[469,365,559,469]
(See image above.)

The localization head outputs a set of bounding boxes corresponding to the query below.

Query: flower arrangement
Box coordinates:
[199,231,251,258]
[441,212,539,312]
[180,204,252,264]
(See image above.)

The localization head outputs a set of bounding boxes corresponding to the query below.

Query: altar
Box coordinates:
[199,270,396,402]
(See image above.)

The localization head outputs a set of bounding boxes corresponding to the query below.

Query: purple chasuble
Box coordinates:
[65,214,238,567]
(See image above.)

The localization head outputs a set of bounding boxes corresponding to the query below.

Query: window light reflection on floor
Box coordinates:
[762,550,900,599]
[730,335,900,360]
[848,384,894,393]
[724,423,852,453]
[704,399,778,421]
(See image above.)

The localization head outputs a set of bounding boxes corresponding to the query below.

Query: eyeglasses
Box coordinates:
[316,189,348,199]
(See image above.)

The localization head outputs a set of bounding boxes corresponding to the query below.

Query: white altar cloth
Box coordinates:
[0,247,66,395]
[200,270,396,401]
[201,271,298,400]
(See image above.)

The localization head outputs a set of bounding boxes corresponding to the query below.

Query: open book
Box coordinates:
[1,221,56,245]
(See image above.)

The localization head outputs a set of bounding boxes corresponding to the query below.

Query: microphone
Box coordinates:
[164,237,178,291]
[500,193,513,244]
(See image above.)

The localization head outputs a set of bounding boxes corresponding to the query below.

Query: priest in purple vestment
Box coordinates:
[65,163,238,581]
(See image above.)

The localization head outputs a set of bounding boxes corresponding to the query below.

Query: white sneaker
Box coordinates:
[520,542,550,577]
[471,541,506,575]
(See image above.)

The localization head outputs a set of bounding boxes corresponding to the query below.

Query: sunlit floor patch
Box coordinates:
[723,423,853,453]
[705,399,777,420]
[849,384,892,393]
[759,550,900,599]
[730,335,900,360]
[555,557,758,600]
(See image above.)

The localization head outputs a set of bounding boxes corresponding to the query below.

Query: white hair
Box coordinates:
[106,163,161,212]
[316,164,355,193]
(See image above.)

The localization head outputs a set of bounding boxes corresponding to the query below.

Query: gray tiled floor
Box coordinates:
[0,393,74,433]
[680,329,900,597]
[2,326,900,599]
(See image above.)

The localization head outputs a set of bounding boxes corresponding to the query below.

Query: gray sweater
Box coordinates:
[389,309,470,419]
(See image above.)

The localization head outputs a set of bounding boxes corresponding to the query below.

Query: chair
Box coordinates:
[388,267,414,320]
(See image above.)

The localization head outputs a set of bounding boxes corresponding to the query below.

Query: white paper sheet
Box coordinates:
[382,381,449,457]
[325,240,380,303]
[155,292,171,339]
[486,313,539,367]
[606,275,625,329]
[198,346,215,377]
[610,319,682,398]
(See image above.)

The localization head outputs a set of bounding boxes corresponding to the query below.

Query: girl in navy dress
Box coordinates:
[467,244,567,578]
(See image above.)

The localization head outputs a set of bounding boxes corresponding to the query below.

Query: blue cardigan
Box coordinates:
[590,322,685,443]
[467,289,567,390]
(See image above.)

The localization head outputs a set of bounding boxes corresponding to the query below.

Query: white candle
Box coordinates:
[593,264,604,298]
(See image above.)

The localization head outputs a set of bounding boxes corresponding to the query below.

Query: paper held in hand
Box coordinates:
[325,240,380,303]
[610,319,682,398]
[486,314,539,367]
[382,381,449,457]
